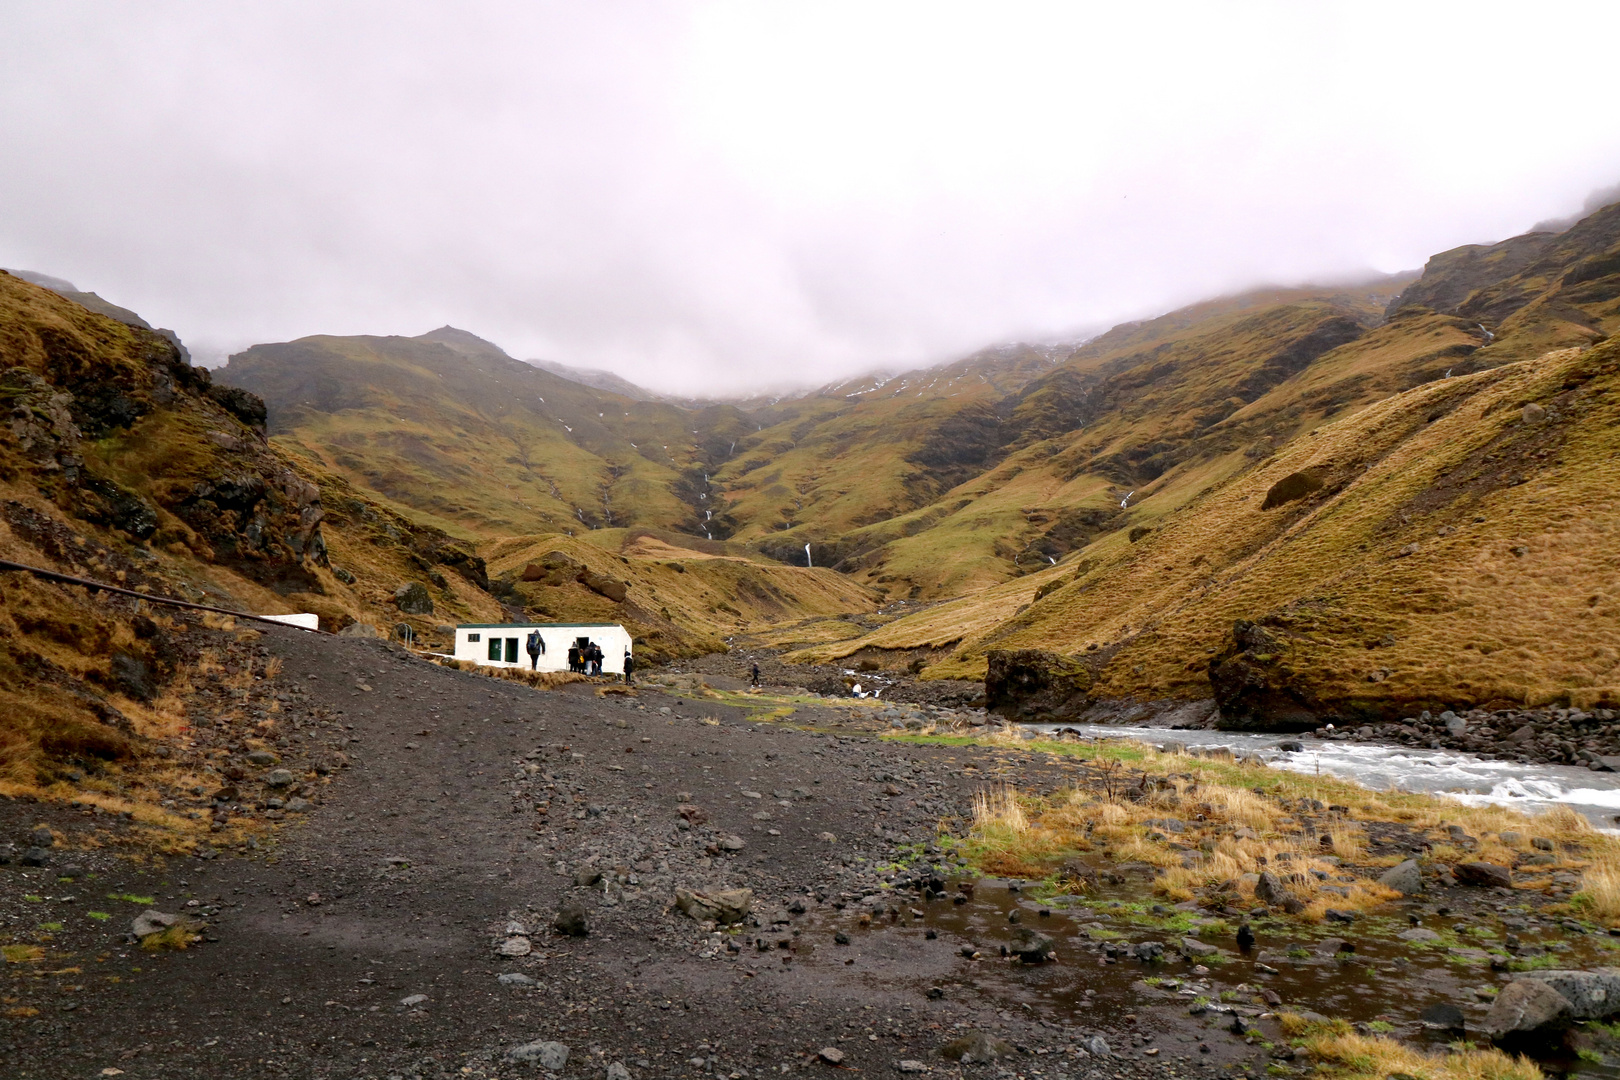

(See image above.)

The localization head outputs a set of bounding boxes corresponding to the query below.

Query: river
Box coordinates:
[1026,722,1620,828]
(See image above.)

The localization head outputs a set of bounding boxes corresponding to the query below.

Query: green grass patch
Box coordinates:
[86,912,111,922]
[1507,952,1566,972]
[106,894,154,905]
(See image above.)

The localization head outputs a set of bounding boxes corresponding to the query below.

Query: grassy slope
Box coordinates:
[0,274,518,788]
[219,330,754,541]
[797,201,1620,714]
[812,342,1620,711]
[480,528,878,660]
[819,282,1420,599]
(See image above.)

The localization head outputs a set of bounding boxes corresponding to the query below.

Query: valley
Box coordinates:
[2,192,1620,1080]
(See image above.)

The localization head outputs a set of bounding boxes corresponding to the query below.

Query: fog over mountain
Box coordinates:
[2,2,1619,394]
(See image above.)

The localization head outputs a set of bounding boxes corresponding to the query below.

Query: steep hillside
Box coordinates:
[746,279,1436,598]
[813,341,1619,723]
[1387,200,1620,362]
[218,328,754,541]
[0,271,511,789]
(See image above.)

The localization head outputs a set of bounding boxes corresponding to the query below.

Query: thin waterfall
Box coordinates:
[805,544,813,568]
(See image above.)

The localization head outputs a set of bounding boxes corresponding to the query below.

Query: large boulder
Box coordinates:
[578,568,629,604]
[983,649,1093,719]
[521,551,582,586]
[1254,871,1292,907]
[1259,470,1325,510]
[1009,928,1055,963]
[674,888,753,925]
[508,1040,570,1069]
[1377,859,1424,896]
[131,910,178,938]
[941,1030,1014,1063]
[393,582,434,615]
[553,901,590,937]
[1525,969,1620,1019]
[1453,862,1512,889]
[1482,978,1572,1042]
[1208,620,1323,732]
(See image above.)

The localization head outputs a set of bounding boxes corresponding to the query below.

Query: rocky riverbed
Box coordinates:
[3,625,1619,1079]
[1312,706,1620,770]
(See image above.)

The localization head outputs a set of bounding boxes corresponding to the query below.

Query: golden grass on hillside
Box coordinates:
[826,341,1620,715]
[480,529,877,657]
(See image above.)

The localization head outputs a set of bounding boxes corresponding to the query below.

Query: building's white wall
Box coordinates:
[452,624,632,673]
[263,613,320,631]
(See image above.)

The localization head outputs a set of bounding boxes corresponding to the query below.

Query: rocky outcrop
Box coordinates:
[0,278,331,592]
[1207,620,1332,732]
[984,649,1093,719]
[521,551,582,586]
[1259,469,1324,510]
[393,582,434,615]
[578,568,629,604]
[519,551,628,603]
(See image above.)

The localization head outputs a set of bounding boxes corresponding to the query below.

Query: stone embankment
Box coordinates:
[1312,706,1620,769]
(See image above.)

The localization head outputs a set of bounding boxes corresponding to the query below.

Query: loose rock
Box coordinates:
[1453,862,1512,888]
[940,1030,1013,1063]
[554,901,590,937]
[674,887,753,925]
[509,1040,570,1069]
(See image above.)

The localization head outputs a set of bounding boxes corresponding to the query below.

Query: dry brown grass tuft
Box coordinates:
[138,921,202,952]
[972,784,1028,835]
[1575,855,1620,920]
[1301,1025,1542,1080]
[435,659,589,692]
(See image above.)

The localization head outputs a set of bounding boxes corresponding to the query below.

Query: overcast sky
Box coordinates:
[3,2,1619,394]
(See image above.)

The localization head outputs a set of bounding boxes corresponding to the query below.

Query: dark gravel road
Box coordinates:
[1,627,1256,1080]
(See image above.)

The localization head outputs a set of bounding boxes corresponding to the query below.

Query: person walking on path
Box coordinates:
[526,630,545,671]
[750,662,760,687]
[623,651,635,684]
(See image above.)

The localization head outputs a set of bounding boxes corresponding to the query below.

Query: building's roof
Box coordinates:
[455,622,625,630]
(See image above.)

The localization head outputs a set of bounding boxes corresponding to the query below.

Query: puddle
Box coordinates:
[804,876,1620,1074]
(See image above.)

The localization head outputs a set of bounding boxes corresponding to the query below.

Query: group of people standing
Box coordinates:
[568,641,604,675]
[520,628,632,683]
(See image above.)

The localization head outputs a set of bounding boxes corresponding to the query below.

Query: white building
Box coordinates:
[452,622,632,674]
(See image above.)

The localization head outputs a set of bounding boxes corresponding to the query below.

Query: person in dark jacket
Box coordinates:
[526,630,545,670]
[567,645,580,673]
[750,662,761,687]
[623,651,634,684]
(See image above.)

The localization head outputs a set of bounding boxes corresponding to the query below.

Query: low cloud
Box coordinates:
[2,3,1618,394]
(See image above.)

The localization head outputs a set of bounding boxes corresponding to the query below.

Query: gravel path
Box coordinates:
[1,628,1276,1079]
